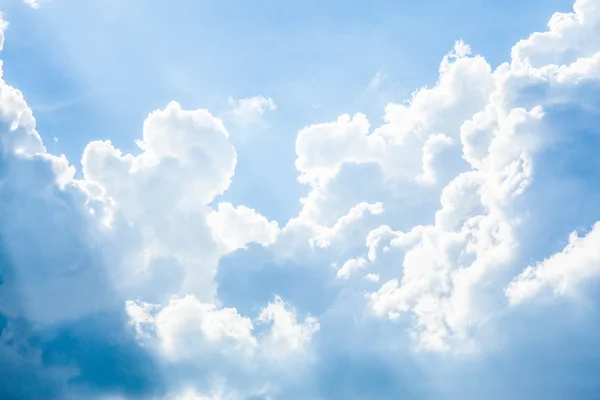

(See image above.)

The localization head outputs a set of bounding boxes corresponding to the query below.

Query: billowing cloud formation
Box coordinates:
[2,0,600,398]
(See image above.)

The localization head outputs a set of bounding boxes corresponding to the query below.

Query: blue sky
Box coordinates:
[0,0,572,223]
[2,0,600,399]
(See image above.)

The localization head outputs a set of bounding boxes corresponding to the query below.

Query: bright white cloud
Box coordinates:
[125,293,320,381]
[507,223,600,304]
[295,40,493,189]
[310,201,384,248]
[81,101,240,303]
[126,296,257,360]
[257,296,319,355]
[284,0,600,352]
[207,202,279,254]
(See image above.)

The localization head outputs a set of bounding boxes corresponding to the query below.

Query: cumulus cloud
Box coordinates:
[325,1,600,350]
[126,294,320,361]
[3,0,600,398]
[207,203,279,254]
[126,296,257,360]
[257,296,320,355]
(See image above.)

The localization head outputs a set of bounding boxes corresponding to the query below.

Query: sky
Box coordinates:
[1,0,600,398]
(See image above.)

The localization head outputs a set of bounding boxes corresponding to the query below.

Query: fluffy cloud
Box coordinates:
[126,296,257,360]
[335,257,368,279]
[257,296,320,356]
[0,15,301,398]
[328,0,600,350]
[3,0,600,398]
[126,294,319,360]
[507,222,600,304]
[207,203,279,254]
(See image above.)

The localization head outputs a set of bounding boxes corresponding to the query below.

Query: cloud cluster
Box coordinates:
[290,0,600,352]
[2,0,600,398]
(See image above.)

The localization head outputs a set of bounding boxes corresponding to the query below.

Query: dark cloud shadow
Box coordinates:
[0,153,165,399]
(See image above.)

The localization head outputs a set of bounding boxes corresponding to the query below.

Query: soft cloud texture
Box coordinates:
[507,222,600,304]
[2,0,600,398]
[23,0,50,9]
[227,96,277,125]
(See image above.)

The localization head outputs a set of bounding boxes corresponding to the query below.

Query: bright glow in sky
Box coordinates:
[1,0,600,398]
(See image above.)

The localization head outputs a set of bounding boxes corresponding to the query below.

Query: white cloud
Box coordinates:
[511,0,600,68]
[81,101,240,303]
[0,15,115,325]
[295,112,383,187]
[126,296,257,360]
[227,96,276,125]
[416,133,454,185]
[207,202,279,254]
[3,0,600,397]
[365,273,380,283]
[336,257,368,279]
[23,0,50,9]
[285,0,600,351]
[125,294,320,376]
[286,40,507,351]
[366,105,546,350]
[257,296,319,355]
[310,202,384,248]
[507,223,600,304]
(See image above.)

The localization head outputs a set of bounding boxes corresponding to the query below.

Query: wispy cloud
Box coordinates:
[23,0,50,9]
[226,95,277,125]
